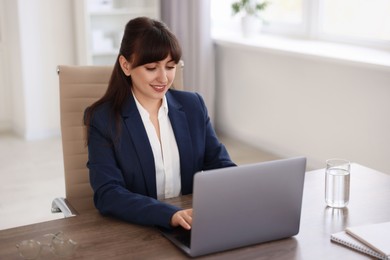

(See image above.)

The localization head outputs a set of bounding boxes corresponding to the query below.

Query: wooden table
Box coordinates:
[1,163,389,259]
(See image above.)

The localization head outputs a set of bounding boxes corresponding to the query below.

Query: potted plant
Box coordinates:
[231,0,269,37]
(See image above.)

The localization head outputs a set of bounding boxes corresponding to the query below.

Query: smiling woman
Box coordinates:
[119,55,178,146]
[118,56,178,111]
[83,16,236,230]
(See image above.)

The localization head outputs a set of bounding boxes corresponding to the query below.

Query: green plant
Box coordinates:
[231,0,269,17]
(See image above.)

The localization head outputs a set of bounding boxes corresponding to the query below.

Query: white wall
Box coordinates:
[0,48,11,131]
[1,0,76,139]
[215,43,390,174]
[2,0,25,134]
[0,0,12,131]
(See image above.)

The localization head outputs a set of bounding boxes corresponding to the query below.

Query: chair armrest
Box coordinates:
[51,197,78,218]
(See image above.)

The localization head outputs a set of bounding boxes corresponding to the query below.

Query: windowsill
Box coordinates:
[212,32,390,72]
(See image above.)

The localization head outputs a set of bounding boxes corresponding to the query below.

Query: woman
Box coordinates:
[84,17,235,230]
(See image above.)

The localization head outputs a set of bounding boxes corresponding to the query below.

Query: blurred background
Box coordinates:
[0,0,389,229]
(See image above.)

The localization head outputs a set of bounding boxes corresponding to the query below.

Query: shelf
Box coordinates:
[75,0,160,65]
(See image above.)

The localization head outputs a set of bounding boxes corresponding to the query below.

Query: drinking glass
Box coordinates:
[325,159,350,208]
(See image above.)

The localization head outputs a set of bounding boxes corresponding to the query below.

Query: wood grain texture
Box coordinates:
[1,164,389,259]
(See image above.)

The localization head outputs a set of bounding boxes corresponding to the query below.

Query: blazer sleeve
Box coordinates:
[86,108,180,228]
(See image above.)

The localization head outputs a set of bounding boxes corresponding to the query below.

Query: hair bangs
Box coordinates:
[132,28,182,67]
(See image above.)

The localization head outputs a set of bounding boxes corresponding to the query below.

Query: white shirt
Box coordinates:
[133,93,181,200]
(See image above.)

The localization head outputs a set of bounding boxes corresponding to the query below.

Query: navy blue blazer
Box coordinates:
[87,89,236,228]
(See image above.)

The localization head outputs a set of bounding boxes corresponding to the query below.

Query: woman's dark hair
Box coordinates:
[84,17,182,143]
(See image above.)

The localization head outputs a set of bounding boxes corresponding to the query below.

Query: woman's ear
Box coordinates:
[119,55,131,76]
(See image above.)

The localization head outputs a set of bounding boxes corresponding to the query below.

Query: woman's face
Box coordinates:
[127,55,177,107]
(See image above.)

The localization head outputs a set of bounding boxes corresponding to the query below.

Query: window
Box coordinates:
[319,0,390,44]
[211,0,390,50]
[261,0,306,36]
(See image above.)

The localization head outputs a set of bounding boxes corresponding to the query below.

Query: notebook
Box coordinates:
[331,231,389,260]
[346,222,390,258]
[160,157,307,257]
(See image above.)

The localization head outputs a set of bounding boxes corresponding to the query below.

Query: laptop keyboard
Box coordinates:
[173,228,191,248]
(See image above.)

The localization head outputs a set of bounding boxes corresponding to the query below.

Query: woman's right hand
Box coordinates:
[170,208,193,230]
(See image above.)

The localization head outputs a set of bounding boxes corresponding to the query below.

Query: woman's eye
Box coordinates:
[167,65,176,70]
[145,67,156,71]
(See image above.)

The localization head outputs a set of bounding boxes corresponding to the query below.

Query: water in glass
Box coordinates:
[325,168,350,208]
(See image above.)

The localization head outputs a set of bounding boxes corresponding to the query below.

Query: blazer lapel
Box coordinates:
[121,95,157,198]
[166,92,194,193]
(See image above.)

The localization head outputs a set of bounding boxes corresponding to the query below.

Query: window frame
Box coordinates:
[211,0,390,51]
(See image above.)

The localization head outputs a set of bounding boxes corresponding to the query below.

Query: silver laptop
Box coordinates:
[160,157,307,257]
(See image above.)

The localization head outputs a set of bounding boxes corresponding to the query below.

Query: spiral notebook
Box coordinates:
[331,221,390,260]
[331,231,388,259]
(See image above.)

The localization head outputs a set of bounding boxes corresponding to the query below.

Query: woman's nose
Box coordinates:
[156,68,168,83]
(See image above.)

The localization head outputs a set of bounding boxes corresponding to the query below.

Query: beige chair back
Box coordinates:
[57,61,184,214]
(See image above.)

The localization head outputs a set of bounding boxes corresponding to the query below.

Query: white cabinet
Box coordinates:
[74,0,160,65]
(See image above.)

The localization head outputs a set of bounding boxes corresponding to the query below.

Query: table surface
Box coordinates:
[1,163,389,259]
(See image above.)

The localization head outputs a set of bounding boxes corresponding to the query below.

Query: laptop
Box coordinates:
[160,157,307,257]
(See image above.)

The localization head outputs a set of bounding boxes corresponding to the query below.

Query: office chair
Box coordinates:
[52,60,184,217]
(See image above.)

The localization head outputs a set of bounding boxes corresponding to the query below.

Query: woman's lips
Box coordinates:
[151,84,166,92]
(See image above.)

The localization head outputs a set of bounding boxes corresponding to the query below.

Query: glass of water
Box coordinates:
[325,159,351,208]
